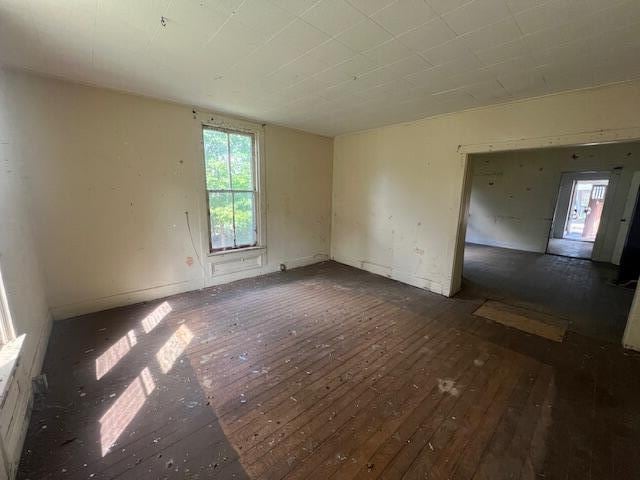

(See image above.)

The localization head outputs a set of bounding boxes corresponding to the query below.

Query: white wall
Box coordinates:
[465,143,640,261]
[624,285,640,350]
[0,70,333,319]
[0,71,52,477]
[332,80,640,301]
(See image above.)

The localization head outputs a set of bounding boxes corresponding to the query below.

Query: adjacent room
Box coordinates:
[462,142,640,343]
[1,1,640,479]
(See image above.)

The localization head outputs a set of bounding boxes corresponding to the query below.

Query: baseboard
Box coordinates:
[50,278,204,320]
[332,254,446,296]
[50,254,331,320]
[281,253,329,270]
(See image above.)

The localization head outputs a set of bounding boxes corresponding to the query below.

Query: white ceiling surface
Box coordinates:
[1,0,640,136]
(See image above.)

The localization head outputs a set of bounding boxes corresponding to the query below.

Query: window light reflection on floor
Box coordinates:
[99,366,155,456]
[156,324,194,374]
[98,306,193,457]
[95,330,137,380]
[141,301,172,334]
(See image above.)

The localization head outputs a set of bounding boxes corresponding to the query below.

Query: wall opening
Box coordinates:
[546,174,610,260]
[453,138,640,346]
[564,179,608,241]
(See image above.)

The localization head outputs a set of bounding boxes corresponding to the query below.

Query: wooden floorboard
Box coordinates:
[17,261,640,479]
[473,300,567,342]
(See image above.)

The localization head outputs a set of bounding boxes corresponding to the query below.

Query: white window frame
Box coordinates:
[0,263,15,346]
[198,113,266,258]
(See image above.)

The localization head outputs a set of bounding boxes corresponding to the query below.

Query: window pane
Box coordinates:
[229,133,253,190]
[203,129,230,190]
[234,192,256,247]
[208,192,234,250]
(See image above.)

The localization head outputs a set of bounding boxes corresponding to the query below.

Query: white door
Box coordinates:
[613,171,640,265]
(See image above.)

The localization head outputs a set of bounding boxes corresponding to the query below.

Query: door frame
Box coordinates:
[448,127,640,349]
[612,171,640,265]
[545,171,614,258]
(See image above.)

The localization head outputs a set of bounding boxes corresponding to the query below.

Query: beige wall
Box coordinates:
[466,142,640,261]
[0,70,333,320]
[332,80,640,348]
[0,71,52,476]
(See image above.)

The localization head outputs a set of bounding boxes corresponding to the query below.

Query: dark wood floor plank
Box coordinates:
[283,336,479,480]
[395,350,525,479]
[442,358,531,480]
[236,309,460,474]
[249,326,466,479]
[470,362,547,480]
[345,351,498,479]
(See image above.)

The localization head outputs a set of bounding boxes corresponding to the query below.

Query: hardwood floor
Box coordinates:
[18,261,640,479]
[463,243,634,343]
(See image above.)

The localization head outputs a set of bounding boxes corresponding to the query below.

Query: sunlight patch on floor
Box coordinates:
[96,330,137,380]
[141,301,172,334]
[99,367,155,456]
[156,324,194,374]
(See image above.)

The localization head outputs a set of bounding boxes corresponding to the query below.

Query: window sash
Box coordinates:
[203,126,258,253]
[0,266,15,345]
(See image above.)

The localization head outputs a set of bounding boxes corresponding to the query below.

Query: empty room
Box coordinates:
[1,1,640,479]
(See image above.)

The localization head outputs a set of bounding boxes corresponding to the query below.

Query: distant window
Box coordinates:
[202,127,258,252]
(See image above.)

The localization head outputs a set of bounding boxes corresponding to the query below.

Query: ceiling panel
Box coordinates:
[363,38,413,65]
[336,18,393,52]
[301,0,366,36]
[474,37,530,65]
[396,17,455,52]
[460,17,522,52]
[371,0,438,35]
[269,0,320,16]
[0,0,638,136]
[426,0,474,16]
[442,0,512,35]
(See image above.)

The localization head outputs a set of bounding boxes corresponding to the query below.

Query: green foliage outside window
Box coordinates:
[203,128,256,250]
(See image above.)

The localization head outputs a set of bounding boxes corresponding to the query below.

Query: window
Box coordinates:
[0,265,15,346]
[202,126,258,252]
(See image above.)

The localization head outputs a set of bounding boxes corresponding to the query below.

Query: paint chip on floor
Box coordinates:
[437,378,459,396]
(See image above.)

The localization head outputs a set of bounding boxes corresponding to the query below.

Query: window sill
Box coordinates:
[0,334,25,408]
[207,246,265,258]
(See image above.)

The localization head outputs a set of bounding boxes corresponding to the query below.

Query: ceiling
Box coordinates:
[1,0,639,137]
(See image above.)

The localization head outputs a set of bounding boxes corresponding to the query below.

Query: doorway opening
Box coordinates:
[455,141,640,344]
[547,175,610,259]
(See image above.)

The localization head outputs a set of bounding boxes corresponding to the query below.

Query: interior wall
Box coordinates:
[332,79,640,298]
[0,70,52,476]
[465,143,640,261]
[0,69,333,320]
[624,284,640,350]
